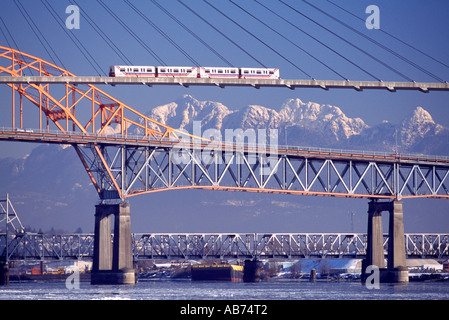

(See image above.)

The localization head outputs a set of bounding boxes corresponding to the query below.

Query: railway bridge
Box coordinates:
[1,232,448,261]
[1,46,449,284]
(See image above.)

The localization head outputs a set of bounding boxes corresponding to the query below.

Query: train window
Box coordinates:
[269,70,274,74]
[160,68,166,73]
[120,68,125,72]
[134,68,139,72]
[218,70,223,73]
[230,70,236,74]
[174,68,179,73]
[257,70,261,74]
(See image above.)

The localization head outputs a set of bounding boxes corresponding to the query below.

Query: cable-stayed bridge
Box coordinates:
[0,46,448,284]
[1,1,448,284]
[1,47,449,201]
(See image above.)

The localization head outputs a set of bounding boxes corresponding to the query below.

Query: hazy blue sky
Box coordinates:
[0,1,448,233]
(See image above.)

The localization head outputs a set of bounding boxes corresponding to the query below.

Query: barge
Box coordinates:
[191,264,244,282]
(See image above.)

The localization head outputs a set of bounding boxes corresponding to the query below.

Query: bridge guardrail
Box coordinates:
[1,127,449,163]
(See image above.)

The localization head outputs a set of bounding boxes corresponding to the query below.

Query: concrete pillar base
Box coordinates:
[379,267,409,283]
[91,202,136,285]
[243,259,261,282]
[0,262,9,286]
[91,269,136,285]
[364,200,409,284]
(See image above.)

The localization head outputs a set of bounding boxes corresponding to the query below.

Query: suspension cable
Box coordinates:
[303,0,444,83]
[97,0,166,66]
[204,0,312,78]
[14,0,67,70]
[124,0,200,67]
[231,0,345,80]
[280,0,408,81]
[327,0,449,75]
[178,0,266,68]
[0,17,33,75]
[71,0,132,66]
[0,17,22,55]
[253,0,379,81]
[41,0,103,75]
[152,0,234,67]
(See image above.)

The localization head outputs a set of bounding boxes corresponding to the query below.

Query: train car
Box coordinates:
[199,67,240,78]
[109,65,281,79]
[109,65,156,77]
[156,66,198,77]
[240,67,279,79]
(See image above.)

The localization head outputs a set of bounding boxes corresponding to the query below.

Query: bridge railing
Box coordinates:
[1,232,448,261]
[2,126,449,163]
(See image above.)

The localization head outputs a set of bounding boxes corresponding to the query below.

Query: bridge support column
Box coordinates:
[0,261,9,286]
[91,202,136,285]
[387,200,408,283]
[243,259,261,282]
[362,200,408,284]
[92,204,113,274]
[366,201,385,270]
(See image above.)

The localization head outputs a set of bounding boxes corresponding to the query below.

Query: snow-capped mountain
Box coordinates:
[144,94,448,154]
[144,94,233,133]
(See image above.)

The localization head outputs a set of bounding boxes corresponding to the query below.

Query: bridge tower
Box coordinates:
[363,199,408,283]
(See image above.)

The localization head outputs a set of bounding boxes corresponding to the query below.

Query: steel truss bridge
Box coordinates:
[2,127,449,201]
[1,232,448,261]
[1,47,448,285]
[1,46,449,201]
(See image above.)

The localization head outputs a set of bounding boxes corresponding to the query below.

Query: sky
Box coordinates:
[0,0,448,233]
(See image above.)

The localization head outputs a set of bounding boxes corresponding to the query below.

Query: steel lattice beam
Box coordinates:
[1,233,448,261]
[71,143,449,200]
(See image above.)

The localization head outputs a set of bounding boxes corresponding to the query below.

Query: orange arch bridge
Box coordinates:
[2,46,449,284]
[1,46,448,201]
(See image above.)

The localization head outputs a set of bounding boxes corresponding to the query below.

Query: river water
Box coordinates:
[0,279,448,300]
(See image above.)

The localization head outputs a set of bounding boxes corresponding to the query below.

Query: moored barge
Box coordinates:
[191,264,244,282]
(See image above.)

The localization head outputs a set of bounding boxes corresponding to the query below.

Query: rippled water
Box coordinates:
[0,279,448,300]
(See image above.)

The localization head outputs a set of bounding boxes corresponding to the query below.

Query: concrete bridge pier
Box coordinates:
[387,201,409,283]
[0,261,9,286]
[91,202,136,285]
[243,259,262,282]
[362,200,408,284]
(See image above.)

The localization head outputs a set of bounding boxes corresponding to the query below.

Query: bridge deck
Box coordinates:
[1,128,448,166]
[1,76,449,92]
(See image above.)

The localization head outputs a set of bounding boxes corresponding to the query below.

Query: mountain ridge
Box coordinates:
[145,94,448,155]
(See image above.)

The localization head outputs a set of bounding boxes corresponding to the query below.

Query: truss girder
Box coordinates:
[1,46,448,200]
[74,144,449,200]
[2,233,448,261]
[0,45,204,143]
